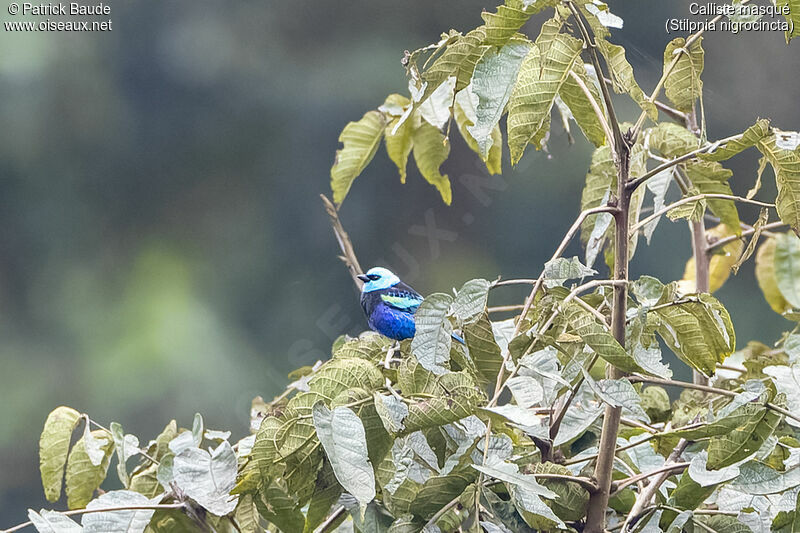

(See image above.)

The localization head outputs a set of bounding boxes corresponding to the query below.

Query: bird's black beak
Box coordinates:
[357,274,370,282]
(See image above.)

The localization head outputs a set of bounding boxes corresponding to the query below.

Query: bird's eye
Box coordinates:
[368,274,380,281]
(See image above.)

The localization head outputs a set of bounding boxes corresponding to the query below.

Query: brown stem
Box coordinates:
[622,439,690,532]
[315,505,347,533]
[691,219,710,385]
[321,194,365,289]
[564,4,632,531]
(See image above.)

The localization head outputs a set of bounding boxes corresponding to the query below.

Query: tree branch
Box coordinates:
[565,5,633,531]
[622,440,690,532]
[625,134,742,192]
[321,194,365,289]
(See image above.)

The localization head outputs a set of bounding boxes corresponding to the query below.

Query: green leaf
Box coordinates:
[65,429,114,509]
[453,279,491,324]
[774,233,800,308]
[384,95,414,183]
[312,403,376,509]
[756,237,793,314]
[331,110,387,205]
[563,301,653,375]
[403,372,484,433]
[303,461,342,533]
[463,312,504,385]
[453,86,502,174]
[640,386,671,424]
[777,0,800,43]
[27,510,82,533]
[648,122,700,158]
[505,375,544,408]
[668,471,716,511]
[684,160,740,232]
[109,422,140,489]
[653,294,735,376]
[728,460,800,494]
[663,37,704,112]
[39,406,82,502]
[254,480,305,533]
[542,256,597,288]
[128,464,162,499]
[472,462,557,499]
[596,39,657,120]
[411,293,454,374]
[172,441,239,515]
[481,0,557,46]
[234,494,260,533]
[583,372,650,422]
[309,357,385,402]
[82,490,156,533]
[411,121,452,205]
[559,61,607,146]
[468,41,530,158]
[706,399,782,469]
[373,392,409,435]
[530,462,589,522]
[700,119,771,162]
[507,33,583,165]
[757,133,800,235]
[707,392,781,470]
[764,364,800,427]
[421,27,487,103]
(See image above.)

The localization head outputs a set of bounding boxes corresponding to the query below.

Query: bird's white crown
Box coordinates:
[362,267,401,292]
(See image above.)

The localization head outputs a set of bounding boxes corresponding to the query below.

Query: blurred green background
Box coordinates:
[1,0,799,526]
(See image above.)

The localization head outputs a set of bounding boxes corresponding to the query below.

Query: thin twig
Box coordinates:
[550,352,600,441]
[626,134,742,192]
[511,205,619,337]
[631,194,774,235]
[321,194,365,288]
[488,304,526,313]
[493,278,539,287]
[706,221,787,253]
[3,504,185,533]
[621,439,689,533]
[612,462,690,494]
[620,417,659,434]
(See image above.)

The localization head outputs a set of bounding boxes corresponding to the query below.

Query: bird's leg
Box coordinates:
[384,342,405,402]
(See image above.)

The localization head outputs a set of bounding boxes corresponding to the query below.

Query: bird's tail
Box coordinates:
[451,332,466,345]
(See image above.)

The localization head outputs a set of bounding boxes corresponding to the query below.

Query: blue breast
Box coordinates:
[368,303,416,340]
